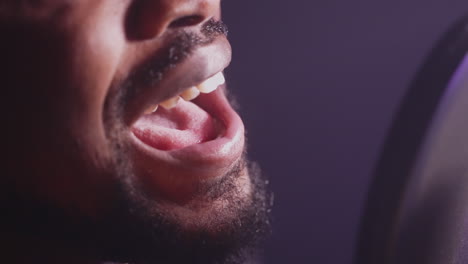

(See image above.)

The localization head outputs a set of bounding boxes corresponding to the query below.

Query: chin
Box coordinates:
[91,155,272,264]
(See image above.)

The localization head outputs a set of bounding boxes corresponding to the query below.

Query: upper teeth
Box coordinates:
[197,72,225,93]
[159,96,180,109]
[180,86,200,101]
[145,72,225,113]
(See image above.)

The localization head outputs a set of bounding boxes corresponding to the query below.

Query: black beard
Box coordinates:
[2,146,272,264]
[93,155,272,264]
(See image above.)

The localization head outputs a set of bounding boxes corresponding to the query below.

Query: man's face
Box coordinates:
[1,0,270,263]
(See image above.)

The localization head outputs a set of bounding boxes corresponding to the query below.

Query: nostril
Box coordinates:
[169,15,205,28]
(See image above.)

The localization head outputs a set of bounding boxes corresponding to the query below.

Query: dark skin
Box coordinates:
[0,1,270,263]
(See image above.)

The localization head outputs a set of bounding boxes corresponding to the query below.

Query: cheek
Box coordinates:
[46,11,129,211]
[66,18,126,160]
[2,6,129,214]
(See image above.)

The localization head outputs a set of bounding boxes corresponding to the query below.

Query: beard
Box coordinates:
[96,155,272,264]
[3,139,272,264]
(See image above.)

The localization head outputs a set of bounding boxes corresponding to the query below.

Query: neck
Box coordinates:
[2,233,100,264]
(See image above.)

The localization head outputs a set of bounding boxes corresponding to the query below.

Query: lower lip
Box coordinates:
[128,89,245,176]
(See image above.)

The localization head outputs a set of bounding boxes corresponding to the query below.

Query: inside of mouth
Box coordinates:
[132,94,221,150]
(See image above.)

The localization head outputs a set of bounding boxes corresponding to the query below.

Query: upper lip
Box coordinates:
[124,36,232,126]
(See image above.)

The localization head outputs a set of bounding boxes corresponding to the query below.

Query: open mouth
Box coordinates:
[132,72,227,151]
[124,36,244,187]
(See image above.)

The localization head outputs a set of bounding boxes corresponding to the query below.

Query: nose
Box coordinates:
[126,0,221,40]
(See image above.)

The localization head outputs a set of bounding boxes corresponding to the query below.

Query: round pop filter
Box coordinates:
[355,15,468,264]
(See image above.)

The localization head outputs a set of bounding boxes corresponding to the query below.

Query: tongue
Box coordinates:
[132,99,219,150]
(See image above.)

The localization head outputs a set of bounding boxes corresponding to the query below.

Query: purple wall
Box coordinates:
[223,1,468,263]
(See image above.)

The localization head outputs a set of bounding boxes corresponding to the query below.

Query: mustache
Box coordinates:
[121,19,228,105]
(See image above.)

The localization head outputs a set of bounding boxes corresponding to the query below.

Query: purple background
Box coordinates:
[223,1,468,263]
